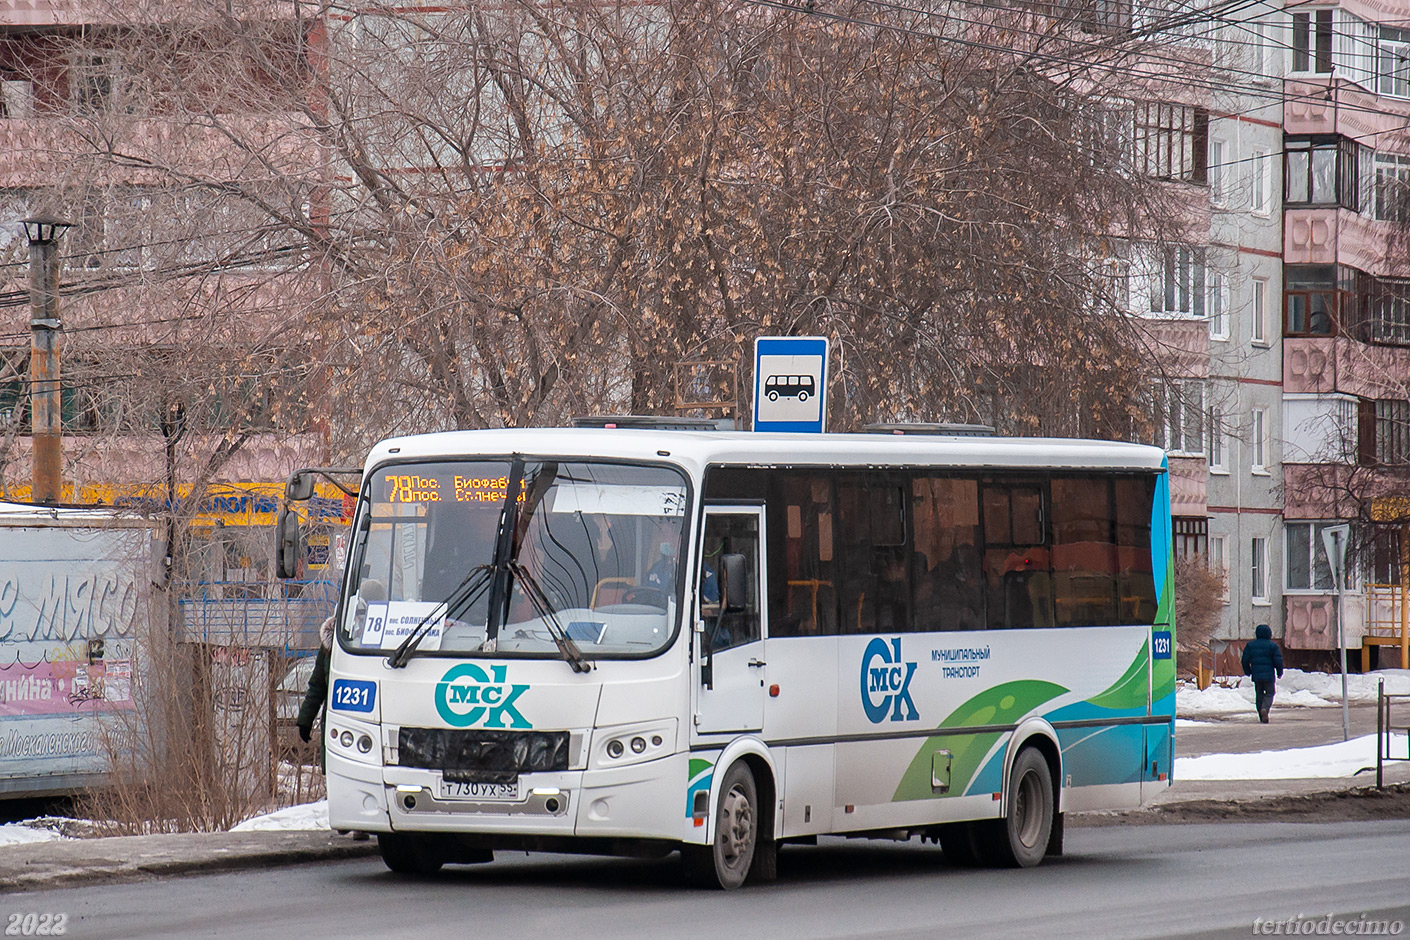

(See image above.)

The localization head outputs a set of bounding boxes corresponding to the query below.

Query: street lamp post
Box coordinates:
[21,215,73,505]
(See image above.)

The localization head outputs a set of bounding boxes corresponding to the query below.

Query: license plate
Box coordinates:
[437,779,521,802]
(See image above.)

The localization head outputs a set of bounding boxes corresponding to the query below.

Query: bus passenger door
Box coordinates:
[693,508,766,734]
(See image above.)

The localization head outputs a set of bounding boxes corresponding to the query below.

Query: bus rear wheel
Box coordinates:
[377,832,444,875]
[988,748,1054,868]
[682,762,758,890]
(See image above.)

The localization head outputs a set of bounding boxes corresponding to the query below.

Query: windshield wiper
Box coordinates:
[386,564,493,669]
[508,562,593,674]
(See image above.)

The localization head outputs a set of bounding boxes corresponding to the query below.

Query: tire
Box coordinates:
[767,390,779,401]
[987,748,1054,868]
[377,833,444,875]
[683,762,758,890]
[797,390,809,402]
[938,822,980,867]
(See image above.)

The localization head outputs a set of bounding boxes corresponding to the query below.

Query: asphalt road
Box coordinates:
[7,821,1408,940]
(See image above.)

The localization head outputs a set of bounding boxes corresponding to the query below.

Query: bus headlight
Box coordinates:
[593,720,677,769]
[327,714,383,767]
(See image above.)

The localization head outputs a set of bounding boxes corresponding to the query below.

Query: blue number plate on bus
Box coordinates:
[331,679,376,713]
[1152,631,1172,660]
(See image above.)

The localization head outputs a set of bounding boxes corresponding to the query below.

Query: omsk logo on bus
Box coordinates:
[860,637,919,723]
[434,663,532,729]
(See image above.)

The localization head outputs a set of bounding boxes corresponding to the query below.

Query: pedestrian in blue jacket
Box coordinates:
[1241,623,1284,724]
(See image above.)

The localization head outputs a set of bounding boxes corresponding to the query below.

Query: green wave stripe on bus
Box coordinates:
[1085,640,1150,712]
[689,758,713,779]
[892,680,1067,803]
[1152,562,1177,706]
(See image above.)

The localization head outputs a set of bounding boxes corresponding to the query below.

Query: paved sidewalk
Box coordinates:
[0,830,377,893]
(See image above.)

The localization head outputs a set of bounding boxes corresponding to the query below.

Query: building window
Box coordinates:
[1293,9,1333,74]
[1365,278,1410,346]
[1379,26,1410,98]
[1250,149,1270,213]
[1134,102,1209,183]
[1285,522,1341,591]
[0,79,33,119]
[69,53,123,114]
[1374,153,1410,223]
[1285,265,1354,337]
[1155,380,1205,455]
[1284,136,1366,210]
[1251,536,1269,602]
[1208,271,1229,339]
[1142,244,1206,317]
[1174,517,1209,558]
[1251,407,1268,472]
[1360,398,1410,465]
[1252,278,1268,344]
[1209,401,1227,471]
[1210,533,1228,577]
[1209,139,1229,206]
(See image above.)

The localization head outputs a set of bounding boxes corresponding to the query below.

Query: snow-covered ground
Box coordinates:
[1177,668,1410,718]
[1175,733,1409,780]
[230,799,329,832]
[0,821,70,847]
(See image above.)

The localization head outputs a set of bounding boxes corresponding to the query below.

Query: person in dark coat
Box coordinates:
[296,617,335,766]
[1241,623,1284,724]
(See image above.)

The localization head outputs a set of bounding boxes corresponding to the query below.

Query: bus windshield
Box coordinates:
[340,459,689,659]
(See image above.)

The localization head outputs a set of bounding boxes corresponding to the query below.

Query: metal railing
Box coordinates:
[1364,584,1410,670]
[1375,679,1410,789]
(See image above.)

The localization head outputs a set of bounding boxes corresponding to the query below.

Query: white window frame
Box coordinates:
[1208,271,1230,340]
[1209,139,1229,207]
[1209,401,1228,472]
[1251,278,1269,345]
[1210,533,1229,601]
[1378,26,1410,99]
[1284,521,1349,592]
[1157,380,1206,456]
[1250,149,1271,215]
[1251,407,1269,473]
[1251,536,1269,604]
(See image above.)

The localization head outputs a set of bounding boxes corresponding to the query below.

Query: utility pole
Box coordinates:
[21,215,73,505]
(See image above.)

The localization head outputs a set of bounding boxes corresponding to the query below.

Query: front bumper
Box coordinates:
[327,749,687,840]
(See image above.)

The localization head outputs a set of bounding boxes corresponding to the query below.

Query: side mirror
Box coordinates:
[275,505,301,580]
[286,470,315,501]
[721,553,748,612]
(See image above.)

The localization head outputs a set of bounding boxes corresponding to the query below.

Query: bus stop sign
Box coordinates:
[753,336,828,433]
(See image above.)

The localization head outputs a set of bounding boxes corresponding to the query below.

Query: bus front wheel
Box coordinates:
[377,832,444,875]
[989,748,1054,868]
[682,762,758,890]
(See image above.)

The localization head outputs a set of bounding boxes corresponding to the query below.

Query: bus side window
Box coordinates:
[912,476,983,631]
[771,473,838,637]
[981,481,1053,629]
[1114,475,1159,625]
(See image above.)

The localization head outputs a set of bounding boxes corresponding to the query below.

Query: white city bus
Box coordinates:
[319,423,1175,887]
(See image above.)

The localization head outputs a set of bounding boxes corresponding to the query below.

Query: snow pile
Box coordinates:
[1175,733,1409,780]
[230,799,329,832]
[1177,669,1410,717]
[0,821,71,847]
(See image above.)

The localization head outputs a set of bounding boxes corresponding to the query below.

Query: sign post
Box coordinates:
[1322,524,1352,742]
[752,336,829,433]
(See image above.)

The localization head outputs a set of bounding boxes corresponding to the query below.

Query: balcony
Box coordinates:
[1284,78,1410,139]
[1284,591,1365,651]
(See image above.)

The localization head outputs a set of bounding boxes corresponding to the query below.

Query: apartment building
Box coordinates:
[1137,0,1410,669]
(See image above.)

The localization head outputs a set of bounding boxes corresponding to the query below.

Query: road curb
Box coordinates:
[1071,781,1410,826]
[1,832,379,893]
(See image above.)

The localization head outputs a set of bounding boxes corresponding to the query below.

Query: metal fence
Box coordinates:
[176,580,338,653]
